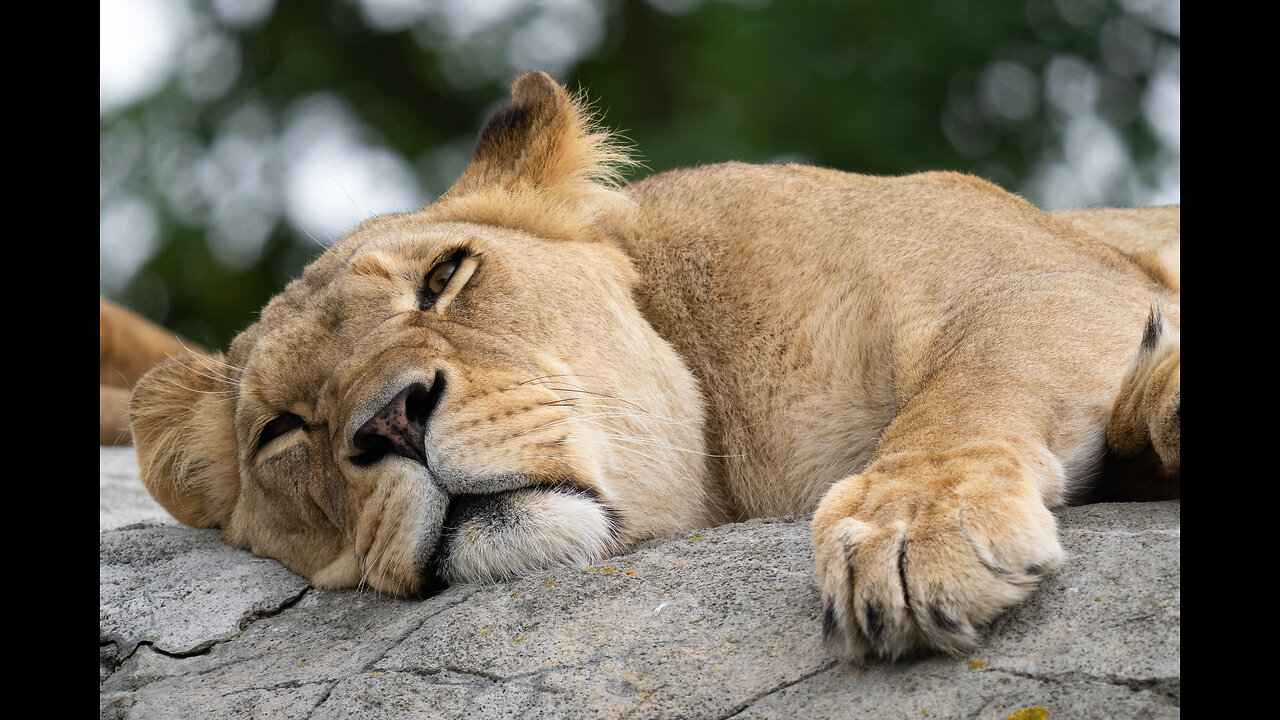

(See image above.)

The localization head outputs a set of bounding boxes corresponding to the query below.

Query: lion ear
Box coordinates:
[129,350,240,528]
[430,71,634,239]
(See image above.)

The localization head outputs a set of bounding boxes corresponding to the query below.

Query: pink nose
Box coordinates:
[352,372,444,466]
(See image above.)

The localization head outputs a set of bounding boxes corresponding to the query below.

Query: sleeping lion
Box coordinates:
[127,71,1179,661]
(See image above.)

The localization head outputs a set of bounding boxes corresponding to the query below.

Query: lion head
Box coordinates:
[130,72,714,597]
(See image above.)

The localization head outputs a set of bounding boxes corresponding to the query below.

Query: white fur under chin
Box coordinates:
[441,489,616,585]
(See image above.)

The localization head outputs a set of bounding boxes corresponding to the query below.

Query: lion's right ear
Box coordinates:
[425,71,636,242]
[129,350,240,528]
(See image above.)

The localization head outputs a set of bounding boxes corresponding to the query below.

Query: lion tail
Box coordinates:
[1107,306,1180,476]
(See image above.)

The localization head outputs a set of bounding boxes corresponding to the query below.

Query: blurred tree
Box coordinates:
[100,0,1178,350]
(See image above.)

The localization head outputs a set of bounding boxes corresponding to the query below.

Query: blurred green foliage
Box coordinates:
[100,0,1178,350]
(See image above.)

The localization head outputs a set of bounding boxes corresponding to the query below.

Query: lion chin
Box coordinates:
[309,482,621,596]
[129,71,1179,661]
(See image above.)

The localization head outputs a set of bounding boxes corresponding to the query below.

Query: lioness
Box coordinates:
[129,72,1179,661]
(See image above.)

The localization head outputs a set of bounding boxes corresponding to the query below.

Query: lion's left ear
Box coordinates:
[129,350,240,528]
[428,71,635,240]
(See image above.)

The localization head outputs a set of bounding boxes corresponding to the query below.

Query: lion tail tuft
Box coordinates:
[1107,306,1180,476]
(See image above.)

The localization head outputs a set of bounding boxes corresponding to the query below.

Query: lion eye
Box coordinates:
[420,249,477,311]
[259,413,304,447]
[426,259,459,295]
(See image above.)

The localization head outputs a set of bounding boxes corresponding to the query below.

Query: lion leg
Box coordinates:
[100,385,133,445]
[99,297,199,445]
[1107,307,1180,476]
[812,395,1070,661]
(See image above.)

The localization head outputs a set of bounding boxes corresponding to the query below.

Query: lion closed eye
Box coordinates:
[130,71,1178,660]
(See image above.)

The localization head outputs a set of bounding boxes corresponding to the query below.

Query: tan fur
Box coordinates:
[130,72,1180,660]
[1052,206,1180,290]
[100,297,200,444]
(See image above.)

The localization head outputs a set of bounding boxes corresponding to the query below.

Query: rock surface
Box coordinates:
[100,446,1179,719]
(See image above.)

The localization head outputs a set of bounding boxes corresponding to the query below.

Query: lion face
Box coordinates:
[130,73,713,596]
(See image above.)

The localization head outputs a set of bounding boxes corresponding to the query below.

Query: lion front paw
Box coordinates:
[811,474,1064,661]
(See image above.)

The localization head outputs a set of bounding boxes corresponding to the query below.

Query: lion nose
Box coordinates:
[352,372,445,467]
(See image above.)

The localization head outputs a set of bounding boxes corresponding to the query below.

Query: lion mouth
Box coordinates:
[418,481,622,594]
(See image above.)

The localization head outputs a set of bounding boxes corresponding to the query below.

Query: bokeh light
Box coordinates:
[100,0,1179,349]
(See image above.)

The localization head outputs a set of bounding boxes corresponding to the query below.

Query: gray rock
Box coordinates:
[100,525,311,656]
[101,446,176,531]
[100,446,1179,719]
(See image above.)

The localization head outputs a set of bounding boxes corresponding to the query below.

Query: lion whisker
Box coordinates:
[163,379,237,397]
[564,403,698,427]
[511,411,649,438]
[514,374,654,414]
[542,387,649,413]
[174,341,243,382]
[169,354,239,388]
[188,348,246,375]
[518,373,611,386]
[560,423,739,459]
[173,361,237,387]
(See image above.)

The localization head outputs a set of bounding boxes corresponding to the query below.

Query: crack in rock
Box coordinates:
[305,684,338,720]
[100,642,120,686]
[361,639,683,699]
[441,665,508,684]
[102,585,314,699]
[394,666,572,694]
[718,660,840,719]
[362,586,483,671]
[996,667,1180,705]
[145,586,314,661]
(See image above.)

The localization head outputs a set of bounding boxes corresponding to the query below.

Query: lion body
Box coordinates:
[130,73,1179,660]
[622,163,1177,523]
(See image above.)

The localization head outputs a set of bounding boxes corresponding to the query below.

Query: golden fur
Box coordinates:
[129,72,1179,660]
[100,297,198,445]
